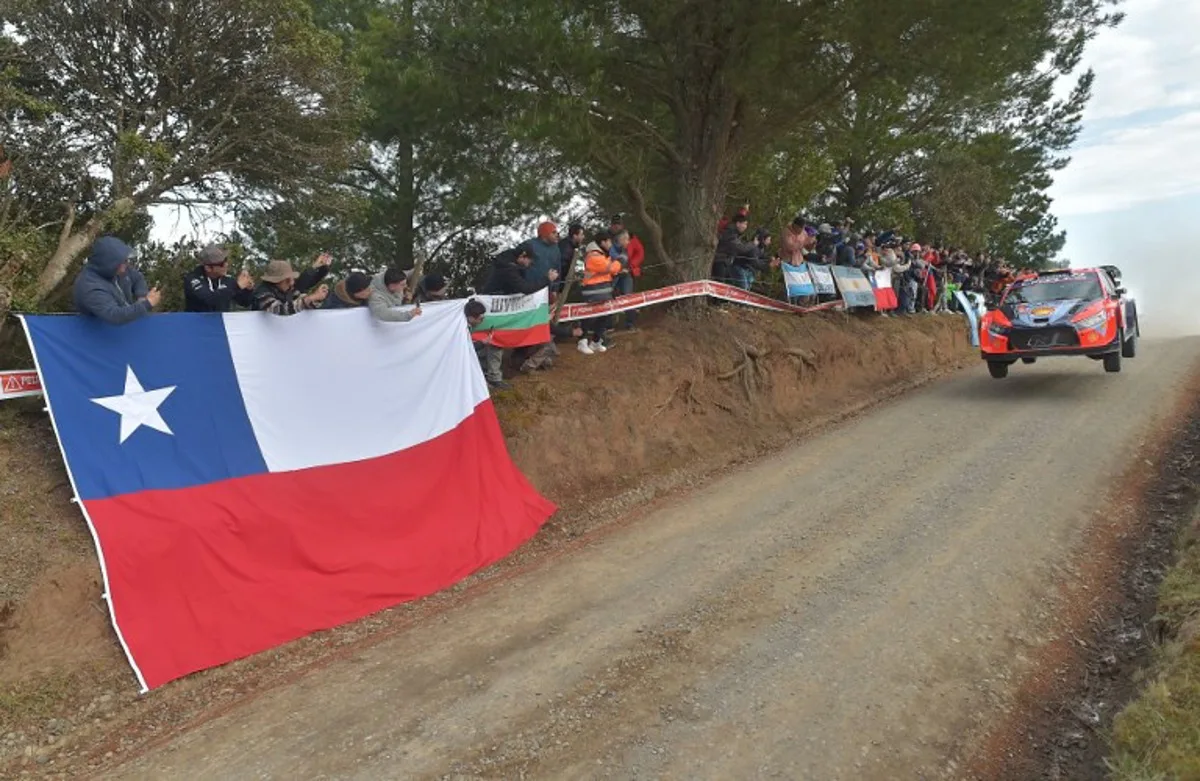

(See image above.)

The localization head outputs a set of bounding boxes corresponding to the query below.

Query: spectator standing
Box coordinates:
[72,236,161,325]
[780,217,808,265]
[368,267,423,322]
[412,273,448,305]
[483,246,559,296]
[717,202,750,236]
[579,230,621,355]
[713,214,760,289]
[525,221,561,287]
[253,256,331,315]
[464,299,509,391]
[183,244,254,313]
[609,227,640,331]
[322,271,373,309]
[557,224,585,287]
[481,245,560,372]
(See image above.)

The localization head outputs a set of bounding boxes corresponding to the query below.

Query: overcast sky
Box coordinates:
[1049,0,1200,333]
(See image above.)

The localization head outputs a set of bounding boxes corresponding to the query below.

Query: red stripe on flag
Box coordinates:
[874,287,898,311]
[471,324,551,349]
[84,399,554,689]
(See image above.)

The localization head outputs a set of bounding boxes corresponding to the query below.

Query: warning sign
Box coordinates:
[0,370,42,400]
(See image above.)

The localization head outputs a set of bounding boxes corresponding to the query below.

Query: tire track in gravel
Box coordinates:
[107,338,1200,781]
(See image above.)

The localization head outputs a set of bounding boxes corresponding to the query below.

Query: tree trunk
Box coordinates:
[34,198,133,301]
[671,168,725,283]
[394,0,417,272]
[395,137,416,270]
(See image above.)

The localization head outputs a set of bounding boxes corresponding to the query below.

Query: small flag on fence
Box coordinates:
[831,266,877,309]
[872,268,899,311]
[782,263,816,298]
[807,264,837,296]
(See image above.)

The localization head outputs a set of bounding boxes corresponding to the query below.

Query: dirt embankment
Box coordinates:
[0,307,972,775]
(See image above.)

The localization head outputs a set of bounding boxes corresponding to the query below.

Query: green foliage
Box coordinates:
[2,0,1124,296]
[1109,532,1200,781]
[0,0,361,317]
[238,0,574,273]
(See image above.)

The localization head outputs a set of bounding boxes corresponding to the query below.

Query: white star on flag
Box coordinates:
[90,366,177,444]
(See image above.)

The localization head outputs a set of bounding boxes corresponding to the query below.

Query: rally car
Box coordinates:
[979,266,1139,379]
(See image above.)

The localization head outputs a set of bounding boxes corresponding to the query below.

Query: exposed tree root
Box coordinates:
[718,340,818,402]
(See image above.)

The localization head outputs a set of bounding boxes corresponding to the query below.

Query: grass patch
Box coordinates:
[0,672,80,729]
[1109,526,1200,781]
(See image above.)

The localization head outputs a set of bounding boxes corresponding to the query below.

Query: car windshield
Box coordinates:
[1004,275,1102,305]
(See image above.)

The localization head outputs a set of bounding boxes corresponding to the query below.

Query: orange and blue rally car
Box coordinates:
[979,265,1139,379]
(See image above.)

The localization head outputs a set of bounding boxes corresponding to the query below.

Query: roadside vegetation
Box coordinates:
[1109,508,1200,780]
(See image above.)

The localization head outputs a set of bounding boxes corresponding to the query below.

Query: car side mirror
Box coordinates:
[1115,287,1126,296]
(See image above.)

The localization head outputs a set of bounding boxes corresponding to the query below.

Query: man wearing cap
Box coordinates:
[72,235,162,325]
[482,245,559,296]
[322,271,373,309]
[183,244,255,313]
[252,253,332,315]
[526,221,561,287]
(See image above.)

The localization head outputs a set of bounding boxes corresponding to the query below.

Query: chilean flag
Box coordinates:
[19,303,555,691]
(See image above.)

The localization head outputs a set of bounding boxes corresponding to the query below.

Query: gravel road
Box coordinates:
[110,338,1200,781]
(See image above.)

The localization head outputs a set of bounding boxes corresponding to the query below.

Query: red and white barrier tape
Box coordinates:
[0,369,42,400]
[555,280,843,322]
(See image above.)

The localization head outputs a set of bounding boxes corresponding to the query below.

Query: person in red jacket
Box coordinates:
[608,216,645,331]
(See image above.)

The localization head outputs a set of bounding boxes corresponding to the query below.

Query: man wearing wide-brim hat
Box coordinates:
[252,252,332,315]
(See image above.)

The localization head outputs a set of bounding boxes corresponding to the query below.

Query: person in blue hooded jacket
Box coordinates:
[72,236,161,325]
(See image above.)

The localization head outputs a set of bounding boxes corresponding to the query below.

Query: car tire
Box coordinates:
[1122,332,1138,359]
[1021,357,1037,364]
[988,361,1009,379]
[1104,350,1122,373]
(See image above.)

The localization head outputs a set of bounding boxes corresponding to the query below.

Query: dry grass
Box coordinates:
[1109,514,1200,781]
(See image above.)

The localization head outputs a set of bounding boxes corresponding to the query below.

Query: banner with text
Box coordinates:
[0,370,42,400]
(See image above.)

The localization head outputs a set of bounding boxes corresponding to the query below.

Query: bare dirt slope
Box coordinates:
[107,338,1200,781]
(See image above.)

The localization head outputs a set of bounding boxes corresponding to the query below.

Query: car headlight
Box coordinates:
[1074,311,1109,331]
[987,324,1010,337]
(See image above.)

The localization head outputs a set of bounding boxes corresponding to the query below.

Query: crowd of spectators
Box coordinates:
[712,205,1023,314]
[70,207,1020,392]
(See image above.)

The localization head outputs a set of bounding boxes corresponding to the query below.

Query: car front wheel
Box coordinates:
[1122,332,1138,359]
[988,361,1009,379]
[1104,348,1122,373]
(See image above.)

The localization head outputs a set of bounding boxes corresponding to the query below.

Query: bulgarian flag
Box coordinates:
[470,289,551,348]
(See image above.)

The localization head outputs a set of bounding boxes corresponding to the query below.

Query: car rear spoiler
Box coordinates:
[1100,264,1123,285]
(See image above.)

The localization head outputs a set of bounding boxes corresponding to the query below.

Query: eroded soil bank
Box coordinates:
[0,308,972,776]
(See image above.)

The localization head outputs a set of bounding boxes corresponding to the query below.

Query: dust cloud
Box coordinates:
[1105,249,1198,337]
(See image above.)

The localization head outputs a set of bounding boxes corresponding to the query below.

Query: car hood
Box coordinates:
[1001,298,1093,327]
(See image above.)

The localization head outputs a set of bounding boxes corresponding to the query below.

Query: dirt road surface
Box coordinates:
[109,338,1200,781]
